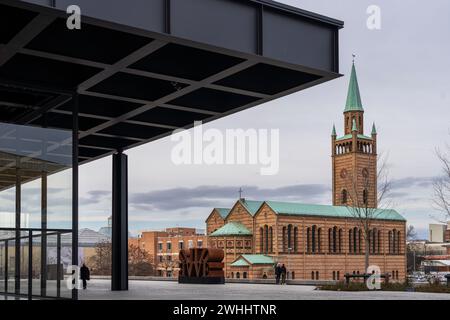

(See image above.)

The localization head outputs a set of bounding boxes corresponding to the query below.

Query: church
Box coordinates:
[205,62,407,282]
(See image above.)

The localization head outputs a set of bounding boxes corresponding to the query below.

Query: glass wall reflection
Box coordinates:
[0,122,73,299]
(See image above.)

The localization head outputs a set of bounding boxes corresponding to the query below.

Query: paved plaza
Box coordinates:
[78,280,450,300]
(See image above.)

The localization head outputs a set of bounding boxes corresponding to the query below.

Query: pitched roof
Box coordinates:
[344,62,364,112]
[336,134,372,141]
[239,199,264,216]
[215,208,230,219]
[210,221,252,237]
[264,201,406,221]
[231,254,275,266]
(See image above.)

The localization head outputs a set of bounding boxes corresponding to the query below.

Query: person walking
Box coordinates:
[80,263,90,290]
[281,264,287,285]
[275,263,281,284]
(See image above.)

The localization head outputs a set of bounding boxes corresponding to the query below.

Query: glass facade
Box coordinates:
[0,122,75,299]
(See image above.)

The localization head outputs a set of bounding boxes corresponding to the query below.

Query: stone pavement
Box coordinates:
[79,279,450,300]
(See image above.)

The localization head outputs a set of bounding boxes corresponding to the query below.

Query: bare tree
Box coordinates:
[129,243,155,276]
[344,152,392,272]
[159,256,178,277]
[406,225,417,241]
[433,145,450,222]
[88,240,111,275]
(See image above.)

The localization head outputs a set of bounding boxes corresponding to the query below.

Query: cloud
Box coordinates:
[391,176,437,190]
[129,184,330,211]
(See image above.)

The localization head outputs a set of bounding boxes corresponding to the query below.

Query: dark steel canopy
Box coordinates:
[0,0,343,167]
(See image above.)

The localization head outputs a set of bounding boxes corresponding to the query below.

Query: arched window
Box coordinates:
[332,226,337,253]
[316,271,319,280]
[332,271,336,280]
[353,227,358,253]
[358,229,362,253]
[264,225,269,254]
[317,228,322,253]
[368,229,373,254]
[377,230,381,254]
[287,224,292,251]
[338,229,343,253]
[349,229,353,253]
[392,229,397,254]
[372,228,377,254]
[260,227,264,253]
[269,227,273,253]
[312,225,317,253]
[328,228,332,253]
[337,271,340,280]
[236,272,240,279]
[292,271,295,280]
[243,272,247,279]
[363,189,368,205]
[311,271,315,280]
[231,272,234,278]
[388,230,393,254]
[294,227,298,252]
[342,189,348,204]
[282,226,287,252]
[396,230,401,254]
[306,227,311,253]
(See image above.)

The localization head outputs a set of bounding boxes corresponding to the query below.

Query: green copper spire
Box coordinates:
[352,119,358,132]
[331,124,336,136]
[371,122,377,135]
[344,61,364,112]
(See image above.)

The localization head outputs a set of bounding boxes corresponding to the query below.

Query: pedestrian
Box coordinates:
[281,264,287,285]
[275,263,281,284]
[80,263,90,290]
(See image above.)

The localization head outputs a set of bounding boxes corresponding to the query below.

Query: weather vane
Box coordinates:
[238,187,243,199]
[352,53,356,63]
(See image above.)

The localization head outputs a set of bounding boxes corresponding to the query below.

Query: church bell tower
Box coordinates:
[332,60,378,208]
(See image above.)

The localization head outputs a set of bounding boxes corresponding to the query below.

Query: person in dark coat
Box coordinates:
[275,263,282,284]
[80,263,90,290]
[280,264,287,285]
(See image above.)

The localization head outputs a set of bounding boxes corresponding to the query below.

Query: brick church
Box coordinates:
[205,62,407,281]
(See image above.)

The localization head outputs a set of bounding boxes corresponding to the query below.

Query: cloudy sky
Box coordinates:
[2,0,449,239]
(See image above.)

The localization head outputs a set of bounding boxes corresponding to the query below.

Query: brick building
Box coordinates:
[130,227,206,277]
[205,62,407,281]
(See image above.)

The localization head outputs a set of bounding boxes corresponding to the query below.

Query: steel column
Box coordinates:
[14,166,21,295]
[4,240,8,292]
[111,151,128,291]
[28,231,32,300]
[72,92,79,300]
[40,171,47,296]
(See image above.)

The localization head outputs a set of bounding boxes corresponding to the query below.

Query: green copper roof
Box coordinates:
[210,221,252,237]
[239,200,264,216]
[265,200,406,221]
[231,254,275,266]
[371,122,377,135]
[352,118,358,132]
[331,124,336,136]
[344,63,364,112]
[336,134,372,141]
[214,208,230,219]
[230,259,250,267]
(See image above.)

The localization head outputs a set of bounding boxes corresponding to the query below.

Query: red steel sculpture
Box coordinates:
[178,248,225,284]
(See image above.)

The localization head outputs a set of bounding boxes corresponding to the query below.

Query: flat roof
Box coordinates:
[0,0,343,172]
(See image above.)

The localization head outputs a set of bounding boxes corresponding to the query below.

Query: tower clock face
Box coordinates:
[340,169,348,178]
[362,168,369,178]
